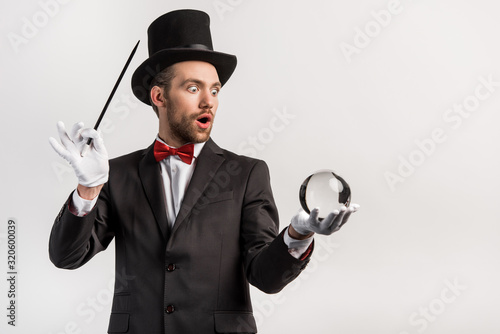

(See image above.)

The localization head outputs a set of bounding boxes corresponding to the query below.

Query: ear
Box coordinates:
[150,86,165,108]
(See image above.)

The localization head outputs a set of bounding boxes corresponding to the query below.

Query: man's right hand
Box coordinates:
[49,121,109,191]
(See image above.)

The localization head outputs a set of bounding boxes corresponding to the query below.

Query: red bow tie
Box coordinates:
[153,140,194,165]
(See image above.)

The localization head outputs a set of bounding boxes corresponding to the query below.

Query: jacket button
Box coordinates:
[166,263,176,272]
[165,305,175,314]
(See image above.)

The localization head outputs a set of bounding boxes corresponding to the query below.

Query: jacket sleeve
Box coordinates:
[240,160,313,294]
[48,184,115,269]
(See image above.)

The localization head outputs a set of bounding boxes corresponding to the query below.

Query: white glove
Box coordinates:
[290,204,359,236]
[49,121,109,187]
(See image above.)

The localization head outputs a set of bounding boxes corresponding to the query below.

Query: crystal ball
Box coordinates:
[299,170,351,219]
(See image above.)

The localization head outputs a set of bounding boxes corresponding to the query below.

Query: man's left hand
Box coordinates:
[290,204,360,237]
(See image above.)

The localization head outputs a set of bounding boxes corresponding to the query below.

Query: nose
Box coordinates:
[199,89,215,110]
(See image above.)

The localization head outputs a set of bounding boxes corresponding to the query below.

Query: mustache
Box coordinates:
[191,109,214,119]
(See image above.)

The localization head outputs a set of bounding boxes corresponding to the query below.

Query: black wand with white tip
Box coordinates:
[81,40,140,156]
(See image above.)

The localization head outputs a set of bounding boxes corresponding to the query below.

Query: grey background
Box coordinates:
[1,0,499,333]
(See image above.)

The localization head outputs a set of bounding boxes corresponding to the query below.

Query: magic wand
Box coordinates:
[81,40,140,156]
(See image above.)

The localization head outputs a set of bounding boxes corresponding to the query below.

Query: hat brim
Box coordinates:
[131,48,237,105]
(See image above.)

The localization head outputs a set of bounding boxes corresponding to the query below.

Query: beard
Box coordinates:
[165,99,214,145]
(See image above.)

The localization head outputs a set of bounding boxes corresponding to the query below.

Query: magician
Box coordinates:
[48,9,359,334]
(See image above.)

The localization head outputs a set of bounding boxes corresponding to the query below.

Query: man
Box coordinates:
[49,9,358,334]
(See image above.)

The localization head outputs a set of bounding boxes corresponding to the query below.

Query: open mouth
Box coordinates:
[195,114,212,129]
[198,116,209,124]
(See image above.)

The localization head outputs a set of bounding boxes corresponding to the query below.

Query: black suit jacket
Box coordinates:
[49,138,312,334]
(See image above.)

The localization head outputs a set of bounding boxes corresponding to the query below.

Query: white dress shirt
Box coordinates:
[156,137,205,227]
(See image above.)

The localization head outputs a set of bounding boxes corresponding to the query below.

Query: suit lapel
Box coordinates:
[171,138,225,235]
[139,142,170,241]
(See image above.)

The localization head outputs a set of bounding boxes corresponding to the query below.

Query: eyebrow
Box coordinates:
[181,78,221,88]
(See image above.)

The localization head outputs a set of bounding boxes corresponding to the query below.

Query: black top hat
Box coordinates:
[131,9,237,105]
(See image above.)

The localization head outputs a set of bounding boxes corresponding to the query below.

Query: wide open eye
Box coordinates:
[187,86,199,93]
[211,88,219,96]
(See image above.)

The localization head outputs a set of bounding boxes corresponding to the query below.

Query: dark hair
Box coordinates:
[149,65,176,116]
